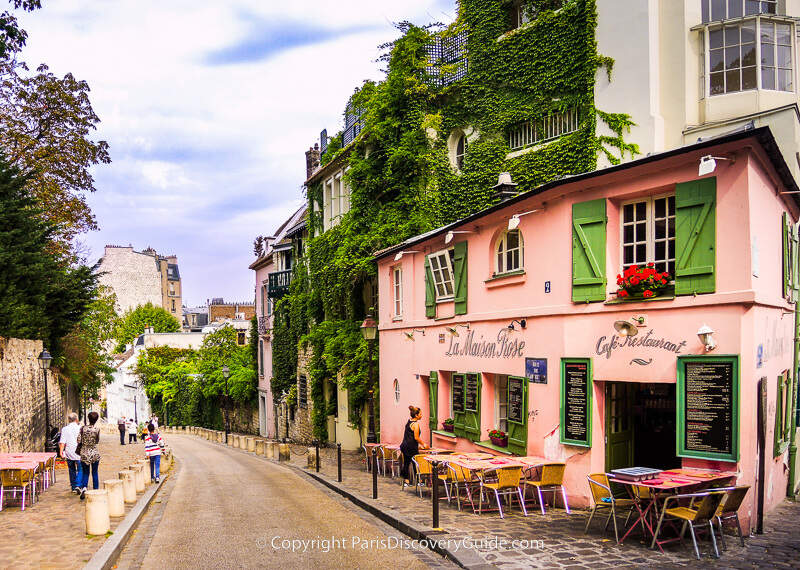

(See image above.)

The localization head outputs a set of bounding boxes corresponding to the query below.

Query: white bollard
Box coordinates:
[247,437,256,452]
[138,459,152,483]
[130,464,146,493]
[278,443,291,462]
[255,440,264,455]
[265,441,275,459]
[85,489,110,535]
[119,470,136,503]
[103,479,125,517]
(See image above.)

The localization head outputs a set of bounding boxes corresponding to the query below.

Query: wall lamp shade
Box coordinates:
[445,230,475,244]
[446,323,470,337]
[613,316,645,338]
[404,329,426,341]
[507,319,527,331]
[697,323,716,351]
[222,365,230,379]
[361,315,378,341]
[394,250,420,261]
[38,349,53,370]
[699,154,735,176]
[508,209,541,231]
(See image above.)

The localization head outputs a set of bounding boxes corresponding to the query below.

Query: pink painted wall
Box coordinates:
[253,258,274,436]
[377,139,797,528]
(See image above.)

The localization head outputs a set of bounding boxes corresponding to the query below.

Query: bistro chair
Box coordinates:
[379,446,402,478]
[447,462,480,512]
[715,485,750,550]
[0,468,36,511]
[412,455,433,498]
[585,473,637,543]
[524,462,570,515]
[479,466,528,519]
[651,491,726,559]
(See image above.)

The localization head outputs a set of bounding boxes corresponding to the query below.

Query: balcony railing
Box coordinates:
[258,316,270,335]
[268,269,292,299]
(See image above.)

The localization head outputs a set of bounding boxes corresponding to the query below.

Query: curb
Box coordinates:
[83,469,171,570]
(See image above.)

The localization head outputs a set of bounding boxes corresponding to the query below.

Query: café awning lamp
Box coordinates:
[613,316,645,338]
[697,323,716,351]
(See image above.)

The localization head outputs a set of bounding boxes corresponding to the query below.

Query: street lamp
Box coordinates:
[222,365,231,444]
[38,349,53,452]
[360,315,378,444]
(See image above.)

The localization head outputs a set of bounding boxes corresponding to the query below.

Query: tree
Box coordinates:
[197,325,257,404]
[0,1,40,59]
[113,302,181,353]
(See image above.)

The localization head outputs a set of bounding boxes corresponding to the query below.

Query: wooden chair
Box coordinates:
[585,473,637,542]
[651,491,726,559]
[715,485,750,550]
[524,462,570,515]
[0,468,35,511]
[480,466,528,518]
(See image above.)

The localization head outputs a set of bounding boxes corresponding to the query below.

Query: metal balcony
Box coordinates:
[268,269,292,299]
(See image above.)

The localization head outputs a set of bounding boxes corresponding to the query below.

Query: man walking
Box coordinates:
[58,413,83,494]
[118,416,126,445]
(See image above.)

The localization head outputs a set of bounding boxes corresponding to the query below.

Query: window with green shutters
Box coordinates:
[572,199,607,302]
[782,211,799,301]
[774,371,794,457]
[451,372,481,442]
[424,242,468,317]
[674,178,716,296]
[429,372,439,432]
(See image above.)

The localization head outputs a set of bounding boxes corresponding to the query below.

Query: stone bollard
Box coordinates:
[85,489,110,535]
[307,447,321,470]
[255,440,264,455]
[161,449,172,472]
[138,460,151,483]
[278,443,291,462]
[246,437,255,452]
[229,435,237,447]
[130,464,146,493]
[217,432,223,443]
[239,436,247,450]
[103,479,125,517]
[265,441,276,459]
[119,470,136,503]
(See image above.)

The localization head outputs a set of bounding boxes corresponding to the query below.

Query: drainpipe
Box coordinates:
[787,288,799,499]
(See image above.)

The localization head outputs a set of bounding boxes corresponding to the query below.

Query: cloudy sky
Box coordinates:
[16,0,455,307]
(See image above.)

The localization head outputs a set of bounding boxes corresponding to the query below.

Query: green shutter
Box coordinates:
[453,241,468,315]
[429,372,438,432]
[464,372,482,442]
[675,178,716,295]
[782,212,799,301]
[506,375,528,455]
[453,373,466,437]
[572,199,607,303]
[424,257,436,318]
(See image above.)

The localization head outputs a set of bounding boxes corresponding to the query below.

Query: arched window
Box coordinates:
[455,133,467,170]
[496,229,524,274]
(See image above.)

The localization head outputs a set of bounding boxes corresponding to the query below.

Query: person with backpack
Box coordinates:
[144,423,164,483]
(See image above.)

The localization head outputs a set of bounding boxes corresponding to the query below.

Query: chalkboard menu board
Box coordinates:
[465,373,479,412]
[508,376,525,424]
[560,359,592,447]
[453,374,464,413]
[526,358,547,384]
[678,356,739,462]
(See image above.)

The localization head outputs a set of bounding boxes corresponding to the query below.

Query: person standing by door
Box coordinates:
[58,413,83,494]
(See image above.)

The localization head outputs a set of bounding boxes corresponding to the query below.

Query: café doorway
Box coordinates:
[605,382,679,473]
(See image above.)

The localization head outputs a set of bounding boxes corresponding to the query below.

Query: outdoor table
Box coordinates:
[0,460,40,506]
[449,457,527,515]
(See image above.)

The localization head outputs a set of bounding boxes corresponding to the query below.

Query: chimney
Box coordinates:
[305,143,320,179]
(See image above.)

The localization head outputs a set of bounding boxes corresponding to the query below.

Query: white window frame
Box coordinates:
[495,374,509,434]
[428,249,455,301]
[393,266,403,318]
[495,229,524,275]
[620,193,676,276]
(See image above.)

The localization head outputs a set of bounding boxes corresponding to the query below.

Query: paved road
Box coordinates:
[121,435,452,569]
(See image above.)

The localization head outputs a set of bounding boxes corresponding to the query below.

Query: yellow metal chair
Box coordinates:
[447,463,480,512]
[651,491,726,559]
[715,485,750,550]
[0,468,35,511]
[524,462,570,515]
[585,473,637,542]
[379,446,402,478]
[479,466,528,518]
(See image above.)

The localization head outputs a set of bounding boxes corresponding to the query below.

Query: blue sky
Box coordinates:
[16,0,455,307]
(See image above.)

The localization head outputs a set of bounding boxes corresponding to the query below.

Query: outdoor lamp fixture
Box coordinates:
[613,316,645,338]
[222,365,231,444]
[404,329,426,341]
[698,155,735,176]
[394,250,420,261]
[445,230,475,244]
[360,315,378,444]
[697,323,717,351]
[492,172,519,203]
[38,349,54,452]
[506,319,527,332]
[446,323,471,337]
[508,209,541,230]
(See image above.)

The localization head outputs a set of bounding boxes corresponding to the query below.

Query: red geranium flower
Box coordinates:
[617,290,629,297]
[642,290,654,298]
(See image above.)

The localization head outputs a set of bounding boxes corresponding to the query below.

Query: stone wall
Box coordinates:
[0,337,66,453]
[275,345,315,443]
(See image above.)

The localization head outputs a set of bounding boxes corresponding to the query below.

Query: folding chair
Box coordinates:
[585,473,637,542]
[651,491,726,559]
[715,485,750,550]
[480,466,528,519]
[524,462,570,514]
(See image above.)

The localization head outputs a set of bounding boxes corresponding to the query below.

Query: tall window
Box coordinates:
[621,195,675,276]
[455,133,467,170]
[702,0,776,22]
[428,250,455,301]
[496,374,508,434]
[393,266,403,318]
[259,340,264,376]
[496,229,524,274]
[298,375,308,409]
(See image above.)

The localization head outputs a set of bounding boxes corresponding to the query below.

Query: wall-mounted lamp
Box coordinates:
[508,209,541,230]
[697,323,716,351]
[698,154,735,176]
[445,323,470,337]
[394,250,420,261]
[506,319,527,331]
[613,316,645,338]
[404,329,426,341]
[445,230,475,244]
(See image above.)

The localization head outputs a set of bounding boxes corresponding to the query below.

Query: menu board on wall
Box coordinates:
[560,358,592,447]
[508,376,525,424]
[678,356,739,462]
[453,374,464,413]
[465,373,478,412]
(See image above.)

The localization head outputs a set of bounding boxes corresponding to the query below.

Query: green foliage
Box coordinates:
[196,325,257,405]
[113,302,181,353]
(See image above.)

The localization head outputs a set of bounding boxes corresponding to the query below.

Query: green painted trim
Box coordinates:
[432,430,457,439]
[559,357,593,447]
[475,440,514,455]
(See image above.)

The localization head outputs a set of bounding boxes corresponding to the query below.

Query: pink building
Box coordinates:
[375,126,799,530]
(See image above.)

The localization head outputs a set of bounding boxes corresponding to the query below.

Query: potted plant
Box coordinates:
[442,418,455,432]
[615,263,670,299]
[488,429,508,447]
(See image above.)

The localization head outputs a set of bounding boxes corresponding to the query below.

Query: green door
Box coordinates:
[605,382,634,473]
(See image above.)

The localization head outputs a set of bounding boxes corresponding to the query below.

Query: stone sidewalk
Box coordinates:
[0,434,161,569]
[203,432,799,569]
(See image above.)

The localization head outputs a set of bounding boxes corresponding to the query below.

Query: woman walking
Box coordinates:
[399,405,428,488]
[77,411,101,500]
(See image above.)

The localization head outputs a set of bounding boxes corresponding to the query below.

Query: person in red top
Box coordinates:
[144,423,164,483]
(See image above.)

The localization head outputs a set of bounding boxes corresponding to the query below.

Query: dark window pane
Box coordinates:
[710,48,725,72]
[636,244,646,261]
[711,72,725,94]
[668,196,675,216]
[727,69,741,91]
[635,201,646,219]
[778,69,792,91]
[623,203,633,223]
[742,66,757,89]
[726,46,740,70]
[507,230,519,249]
[730,0,743,17]
[710,28,724,50]
[725,25,740,45]
[778,45,791,67]
[668,240,675,258]
[763,1,776,14]
[777,24,791,45]
[745,0,760,15]
[761,22,775,44]
[636,222,646,241]
[712,0,727,20]
[624,246,634,265]
[763,67,776,89]
[655,199,665,218]
[655,241,666,260]
[702,0,710,22]
[655,220,666,240]
[741,22,756,43]
[742,43,756,66]
[624,225,634,242]
[762,44,775,66]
